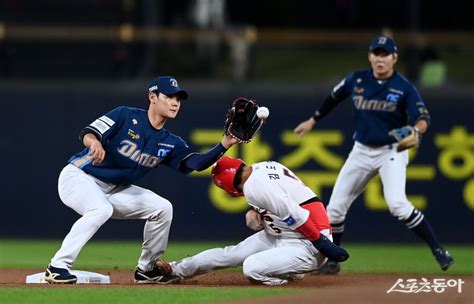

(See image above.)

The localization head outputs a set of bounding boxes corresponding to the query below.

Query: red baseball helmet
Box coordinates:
[211,157,245,197]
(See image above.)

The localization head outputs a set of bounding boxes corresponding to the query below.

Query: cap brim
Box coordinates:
[159,88,189,100]
[370,46,395,54]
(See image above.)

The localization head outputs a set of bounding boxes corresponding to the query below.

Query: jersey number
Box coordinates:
[263,215,282,234]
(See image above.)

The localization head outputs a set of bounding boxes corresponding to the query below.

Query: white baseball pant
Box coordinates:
[327,141,414,223]
[170,229,330,285]
[50,164,172,271]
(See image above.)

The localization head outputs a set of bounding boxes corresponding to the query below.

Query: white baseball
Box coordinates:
[256,106,270,119]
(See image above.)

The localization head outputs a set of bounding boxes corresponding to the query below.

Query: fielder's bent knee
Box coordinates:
[87,204,113,226]
[159,199,173,221]
[147,198,173,222]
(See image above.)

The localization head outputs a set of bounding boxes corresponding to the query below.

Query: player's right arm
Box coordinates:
[293,116,317,136]
[83,133,105,165]
[78,106,126,165]
[294,74,352,136]
[245,208,264,231]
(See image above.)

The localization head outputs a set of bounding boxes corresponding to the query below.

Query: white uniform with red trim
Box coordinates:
[170,161,331,285]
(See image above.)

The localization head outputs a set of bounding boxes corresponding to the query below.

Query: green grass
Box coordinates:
[1,240,472,275]
[342,243,473,274]
[0,287,303,304]
[0,240,473,304]
[0,240,233,270]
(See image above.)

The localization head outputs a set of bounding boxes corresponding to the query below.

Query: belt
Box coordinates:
[358,141,394,149]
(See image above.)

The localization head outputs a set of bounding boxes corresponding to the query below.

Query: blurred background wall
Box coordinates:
[0,0,472,242]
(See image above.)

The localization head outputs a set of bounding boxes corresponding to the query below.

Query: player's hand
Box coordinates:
[294,117,317,136]
[221,134,240,149]
[89,140,106,165]
[245,209,264,231]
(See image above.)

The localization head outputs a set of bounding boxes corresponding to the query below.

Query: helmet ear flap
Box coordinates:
[211,157,245,196]
[232,163,245,191]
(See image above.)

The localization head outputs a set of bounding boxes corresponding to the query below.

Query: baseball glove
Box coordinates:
[388,125,420,152]
[224,97,264,143]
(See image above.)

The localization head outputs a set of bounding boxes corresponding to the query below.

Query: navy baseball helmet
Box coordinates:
[148,76,188,100]
[369,35,398,54]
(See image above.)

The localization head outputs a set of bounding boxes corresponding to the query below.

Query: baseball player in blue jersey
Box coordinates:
[294,35,453,274]
[44,76,239,284]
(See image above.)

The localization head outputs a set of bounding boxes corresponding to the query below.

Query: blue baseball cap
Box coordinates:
[369,35,398,54]
[148,76,188,100]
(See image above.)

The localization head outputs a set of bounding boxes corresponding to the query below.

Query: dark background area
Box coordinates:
[1,1,470,29]
[0,0,472,243]
[0,82,472,243]
[0,0,472,81]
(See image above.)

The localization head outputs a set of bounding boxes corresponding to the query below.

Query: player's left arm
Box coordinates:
[414,119,429,134]
[181,133,239,172]
[163,136,236,173]
[181,139,233,172]
[221,134,240,149]
[389,86,432,152]
[168,99,244,171]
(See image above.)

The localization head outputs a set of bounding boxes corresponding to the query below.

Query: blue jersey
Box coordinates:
[332,69,431,145]
[69,106,194,185]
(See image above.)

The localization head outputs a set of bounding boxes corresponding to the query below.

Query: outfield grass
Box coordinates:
[0,240,472,275]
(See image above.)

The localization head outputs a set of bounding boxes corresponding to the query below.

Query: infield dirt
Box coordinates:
[1,269,472,304]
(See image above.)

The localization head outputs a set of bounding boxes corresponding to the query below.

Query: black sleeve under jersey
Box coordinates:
[312,74,352,121]
[181,143,228,172]
[312,94,344,121]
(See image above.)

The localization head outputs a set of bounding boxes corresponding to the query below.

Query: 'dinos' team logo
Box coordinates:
[170,78,178,87]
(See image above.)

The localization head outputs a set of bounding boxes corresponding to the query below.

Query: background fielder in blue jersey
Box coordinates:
[45,75,240,284]
[294,35,453,274]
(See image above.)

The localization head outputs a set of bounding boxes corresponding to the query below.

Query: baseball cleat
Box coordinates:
[433,248,454,271]
[134,260,182,284]
[313,260,340,275]
[44,265,77,284]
